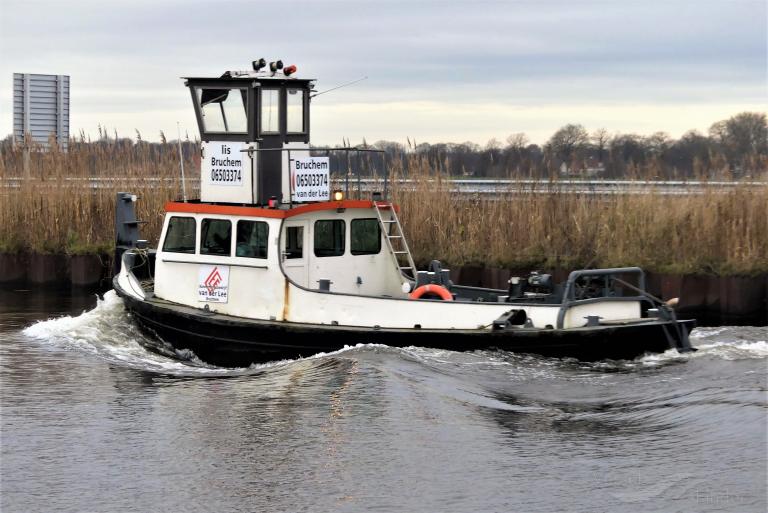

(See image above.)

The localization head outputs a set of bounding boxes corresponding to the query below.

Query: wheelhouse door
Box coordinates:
[281,220,309,287]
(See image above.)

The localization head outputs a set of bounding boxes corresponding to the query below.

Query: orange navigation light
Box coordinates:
[333,190,344,201]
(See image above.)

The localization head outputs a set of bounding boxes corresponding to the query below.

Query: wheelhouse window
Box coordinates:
[351,219,381,255]
[196,87,248,133]
[286,88,305,133]
[314,220,345,257]
[162,216,196,254]
[236,221,269,258]
[260,89,280,134]
[285,226,303,259]
[200,219,232,256]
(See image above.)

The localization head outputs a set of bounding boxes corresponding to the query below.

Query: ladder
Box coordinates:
[374,201,417,281]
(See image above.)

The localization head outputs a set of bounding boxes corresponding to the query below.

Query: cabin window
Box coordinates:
[351,219,381,255]
[286,88,305,133]
[196,87,248,133]
[200,219,232,256]
[260,89,280,134]
[285,226,303,259]
[236,220,269,258]
[314,220,345,257]
[162,216,196,254]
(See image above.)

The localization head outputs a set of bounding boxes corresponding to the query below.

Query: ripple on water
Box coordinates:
[5,290,767,513]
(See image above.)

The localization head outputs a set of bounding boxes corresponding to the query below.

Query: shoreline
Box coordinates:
[3,252,765,326]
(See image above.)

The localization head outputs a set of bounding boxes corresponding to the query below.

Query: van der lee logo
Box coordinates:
[204,266,223,295]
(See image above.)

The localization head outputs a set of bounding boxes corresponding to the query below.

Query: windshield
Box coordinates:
[196,87,248,133]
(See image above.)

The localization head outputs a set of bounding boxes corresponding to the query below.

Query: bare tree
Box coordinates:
[591,128,609,163]
[646,132,672,156]
[546,124,590,164]
[485,138,502,151]
[717,112,767,157]
[506,133,529,151]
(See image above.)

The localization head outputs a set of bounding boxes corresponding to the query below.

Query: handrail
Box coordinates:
[237,147,385,153]
[237,146,388,202]
[556,267,646,329]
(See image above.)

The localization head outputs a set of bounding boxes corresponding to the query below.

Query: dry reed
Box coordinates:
[1,141,766,275]
[391,157,768,275]
[0,139,193,255]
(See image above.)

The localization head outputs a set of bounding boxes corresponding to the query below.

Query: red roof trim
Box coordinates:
[164,200,380,218]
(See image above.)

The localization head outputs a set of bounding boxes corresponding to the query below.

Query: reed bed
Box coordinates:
[1,141,766,275]
[0,140,194,255]
[391,159,768,275]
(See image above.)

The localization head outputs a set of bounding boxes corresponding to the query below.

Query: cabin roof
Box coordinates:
[183,70,314,84]
[164,200,397,219]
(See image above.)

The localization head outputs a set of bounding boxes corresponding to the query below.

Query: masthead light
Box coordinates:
[269,60,284,72]
[252,58,266,71]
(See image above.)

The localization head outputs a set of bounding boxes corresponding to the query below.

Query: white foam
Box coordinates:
[22,293,767,374]
[692,339,768,359]
[24,290,126,350]
[639,339,768,365]
[22,294,406,376]
[22,290,289,376]
[689,326,729,339]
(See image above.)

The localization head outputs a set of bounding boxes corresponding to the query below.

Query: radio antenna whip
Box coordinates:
[310,76,368,99]
[176,122,188,202]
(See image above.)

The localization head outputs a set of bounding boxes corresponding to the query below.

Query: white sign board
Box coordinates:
[291,157,330,202]
[206,142,245,186]
[198,265,230,303]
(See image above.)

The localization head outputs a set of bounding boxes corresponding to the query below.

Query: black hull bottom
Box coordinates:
[115,285,696,367]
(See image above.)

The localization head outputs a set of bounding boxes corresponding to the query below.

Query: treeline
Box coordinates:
[2,112,766,180]
[370,111,767,179]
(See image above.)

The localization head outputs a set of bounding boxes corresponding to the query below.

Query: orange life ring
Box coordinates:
[409,284,453,301]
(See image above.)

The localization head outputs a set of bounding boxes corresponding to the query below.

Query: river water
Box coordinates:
[1,289,766,513]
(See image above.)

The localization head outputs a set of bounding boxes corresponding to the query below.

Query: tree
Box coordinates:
[665,130,714,176]
[645,132,671,156]
[546,124,590,164]
[505,133,529,152]
[591,128,609,163]
[610,134,647,163]
[710,112,767,162]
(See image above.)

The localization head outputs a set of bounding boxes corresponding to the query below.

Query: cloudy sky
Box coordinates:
[0,0,765,145]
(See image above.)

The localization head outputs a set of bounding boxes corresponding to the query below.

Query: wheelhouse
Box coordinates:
[184,62,314,206]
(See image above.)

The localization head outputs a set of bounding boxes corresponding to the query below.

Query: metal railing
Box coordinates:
[556,267,647,329]
[237,146,388,204]
[3,174,764,196]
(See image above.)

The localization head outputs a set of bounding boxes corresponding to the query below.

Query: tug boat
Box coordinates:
[113,60,696,367]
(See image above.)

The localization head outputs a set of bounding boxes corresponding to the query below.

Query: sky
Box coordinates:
[0,0,765,146]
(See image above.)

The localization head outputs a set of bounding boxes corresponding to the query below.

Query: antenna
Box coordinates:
[176,122,188,202]
[310,76,368,99]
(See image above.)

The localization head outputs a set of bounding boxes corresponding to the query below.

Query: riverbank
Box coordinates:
[2,252,765,325]
[0,252,111,289]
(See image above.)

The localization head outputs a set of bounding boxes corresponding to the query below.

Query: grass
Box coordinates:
[1,140,766,275]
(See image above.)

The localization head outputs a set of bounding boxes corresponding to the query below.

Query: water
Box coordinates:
[1,289,766,513]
